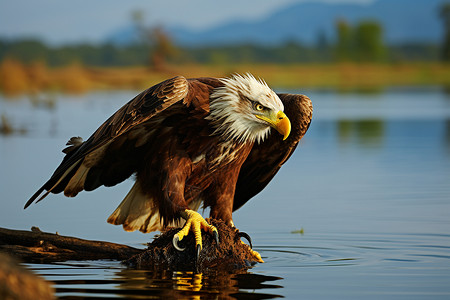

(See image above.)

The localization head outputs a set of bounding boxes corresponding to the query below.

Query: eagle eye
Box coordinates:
[254,103,265,111]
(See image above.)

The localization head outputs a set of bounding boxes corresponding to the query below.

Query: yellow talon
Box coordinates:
[250,249,264,263]
[240,240,264,263]
[173,209,219,253]
[238,231,264,263]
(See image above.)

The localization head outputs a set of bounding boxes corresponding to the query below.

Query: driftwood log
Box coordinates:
[0,227,142,263]
[0,220,260,272]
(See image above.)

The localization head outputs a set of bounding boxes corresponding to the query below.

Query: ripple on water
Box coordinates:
[254,231,450,269]
[25,231,450,299]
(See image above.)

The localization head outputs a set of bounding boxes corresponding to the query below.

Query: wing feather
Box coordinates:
[25,76,189,208]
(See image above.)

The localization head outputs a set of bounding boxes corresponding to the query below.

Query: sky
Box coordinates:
[0,0,374,45]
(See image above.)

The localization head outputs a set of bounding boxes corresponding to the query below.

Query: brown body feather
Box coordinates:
[25,76,312,233]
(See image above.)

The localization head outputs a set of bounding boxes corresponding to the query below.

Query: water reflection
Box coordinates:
[446,120,450,153]
[32,231,450,299]
[114,269,283,299]
[336,85,384,95]
[44,261,283,299]
[338,119,384,148]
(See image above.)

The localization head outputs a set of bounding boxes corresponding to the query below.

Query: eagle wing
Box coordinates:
[25,76,190,208]
[233,93,313,211]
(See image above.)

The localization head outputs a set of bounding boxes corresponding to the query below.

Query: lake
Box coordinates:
[1,86,450,299]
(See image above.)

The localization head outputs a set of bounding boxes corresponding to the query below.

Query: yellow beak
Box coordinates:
[256,110,291,140]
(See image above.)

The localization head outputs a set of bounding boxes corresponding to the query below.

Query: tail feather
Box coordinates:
[64,163,89,197]
[107,181,163,233]
[107,181,203,233]
[24,160,82,208]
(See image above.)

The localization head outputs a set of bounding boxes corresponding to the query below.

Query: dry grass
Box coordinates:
[1,59,449,96]
[0,58,30,95]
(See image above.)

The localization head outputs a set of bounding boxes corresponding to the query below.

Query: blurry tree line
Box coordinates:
[0,34,441,69]
[0,11,447,69]
[441,3,450,61]
[335,19,385,62]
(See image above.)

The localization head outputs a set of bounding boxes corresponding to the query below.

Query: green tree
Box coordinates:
[335,19,353,61]
[354,20,386,62]
[440,3,450,61]
[334,19,385,62]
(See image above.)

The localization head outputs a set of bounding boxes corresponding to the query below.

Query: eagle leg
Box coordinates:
[172,209,219,257]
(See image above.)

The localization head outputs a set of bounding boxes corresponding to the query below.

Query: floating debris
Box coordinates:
[291,227,304,235]
[0,114,13,135]
[0,114,27,135]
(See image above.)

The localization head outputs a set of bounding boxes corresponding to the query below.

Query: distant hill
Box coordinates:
[107,0,446,46]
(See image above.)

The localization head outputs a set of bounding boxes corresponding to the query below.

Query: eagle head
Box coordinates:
[208,73,291,144]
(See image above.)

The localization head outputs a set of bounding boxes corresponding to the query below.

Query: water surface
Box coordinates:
[1,86,450,299]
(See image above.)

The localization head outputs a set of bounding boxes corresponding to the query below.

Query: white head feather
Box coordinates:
[207,73,284,144]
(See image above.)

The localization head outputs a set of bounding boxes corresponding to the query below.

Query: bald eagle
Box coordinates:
[25,74,312,260]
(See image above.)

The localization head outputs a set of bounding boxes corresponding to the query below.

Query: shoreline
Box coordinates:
[1,61,449,97]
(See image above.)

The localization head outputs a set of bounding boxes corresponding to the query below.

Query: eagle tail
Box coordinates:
[107,181,203,233]
[107,181,165,233]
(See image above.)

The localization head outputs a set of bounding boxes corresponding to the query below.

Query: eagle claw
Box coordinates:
[213,230,220,245]
[172,209,219,259]
[196,244,201,261]
[236,230,264,263]
[173,234,185,251]
[237,231,253,249]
